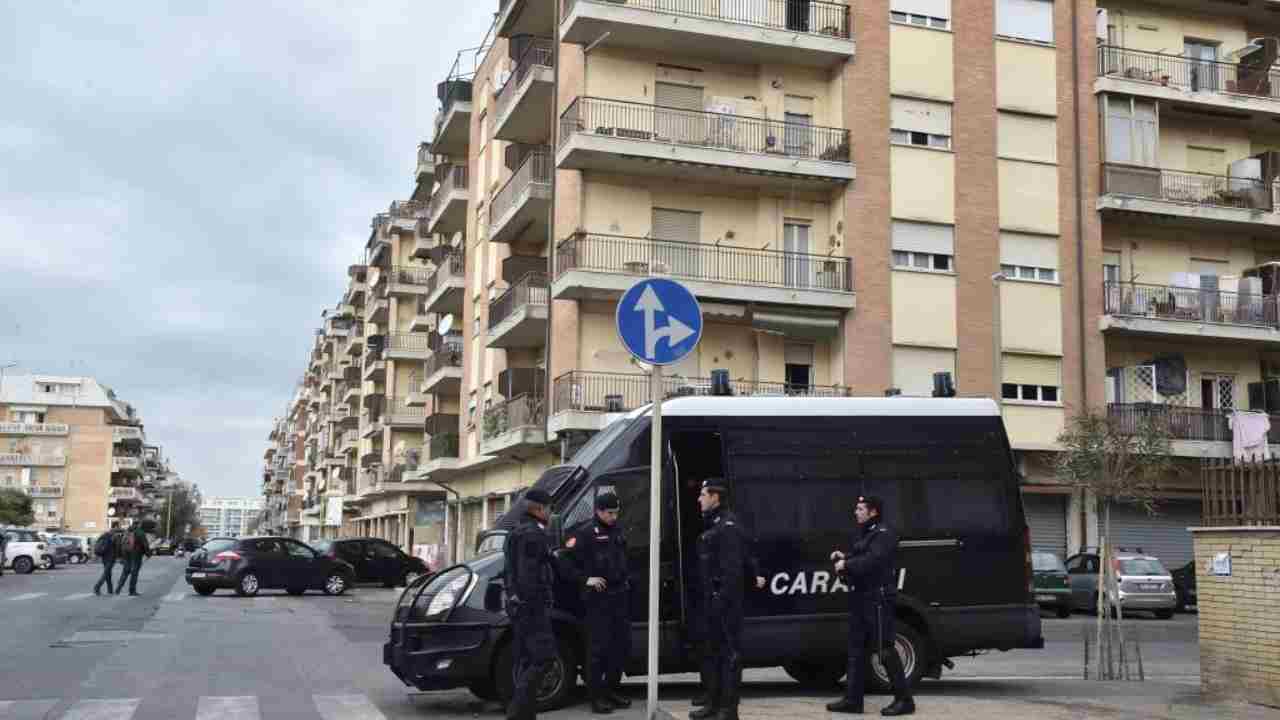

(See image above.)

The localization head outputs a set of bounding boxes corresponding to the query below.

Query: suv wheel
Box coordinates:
[402,570,422,588]
[13,556,34,574]
[235,572,261,597]
[323,572,349,596]
[868,622,928,692]
[494,634,577,711]
[41,557,54,570]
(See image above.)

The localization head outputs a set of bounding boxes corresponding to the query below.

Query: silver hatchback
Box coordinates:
[1065,552,1177,619]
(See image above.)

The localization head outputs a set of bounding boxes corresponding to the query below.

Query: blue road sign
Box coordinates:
[616,278,703,366]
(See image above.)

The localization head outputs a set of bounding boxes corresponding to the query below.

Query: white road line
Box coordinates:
[195,696,259,720]
[313,694,387,720]
[59,698,140,720]
[8,592,47,602]
[63,592,94,601]
[0,698,60,718]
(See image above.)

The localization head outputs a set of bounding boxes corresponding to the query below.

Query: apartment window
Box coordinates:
[892,221,954,272]
[890,0,950,28]
[890,97,952,149]
[1103,263,1120,284]
[891,11,948,29]
[784,95,815,156]
[1003,355,1062,404]
[1002,264,1058,282]
[1105,96,1157,167]
[997,0,1054,44]
[467,391,477,425]
[1000,232,1059,284]
[1201,374,1235,411]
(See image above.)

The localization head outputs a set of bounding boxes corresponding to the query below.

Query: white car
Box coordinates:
[2,528,53,574]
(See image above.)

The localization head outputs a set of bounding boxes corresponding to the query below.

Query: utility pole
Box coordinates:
[166,486,174,541]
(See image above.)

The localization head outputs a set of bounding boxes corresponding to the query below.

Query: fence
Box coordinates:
[1097,45,1280,100]
[1203,456,1280,526]
[553,370,850,415]
[561,0,850,38]
[390,265,433,287]
[555,231,853,292]
[1102,163,1272,211]
[1103,280,1279,328]
[559,96,851,163]
[490,150,552,228]
[1107,402,1280,445]
[489,273,550,330]
[482,393,546,441]
[496,37,554,124]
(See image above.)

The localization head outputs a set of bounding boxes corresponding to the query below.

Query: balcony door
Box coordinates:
[651,208,701,279]
[1201,374,1235,411]
[655,82,704,145]
[1184,40,1219,92]
[783,221,812,288]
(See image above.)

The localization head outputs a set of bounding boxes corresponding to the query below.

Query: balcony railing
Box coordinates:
[426,249,465,295]
[0,453,66,467]
[417,143,435,176]
[482,393,546,441]
[556,232,853,292]
[489,273,550,329]
[388,333,431,353]
[1107,403,1280,444]
[1097,45,1280,101]
[390,265,433,287]
[491,149,552,227]
[561,0,851,39]
[387,399,427,424]
[429,433,460,460]
[428,164,468,219]
[425,341,465,377]
[28,485,64,498]
[1102,163,1273,212]
[109,487,142,503]
[559,96,851,163]
[390,199,427,219]
[553,370,850,416]
[1103,280,1280,328]
[0,422,69,436]
[496,37,554,123]
[111,426,143,442]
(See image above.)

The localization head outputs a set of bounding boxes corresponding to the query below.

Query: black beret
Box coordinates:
[595,492,620,511]
[524,488,552,505]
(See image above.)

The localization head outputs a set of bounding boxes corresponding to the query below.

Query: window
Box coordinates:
[890,97,952,149]
[890,0,950,28]
[284,540,314,559]
[1003,355,1062,404]
[997,0,1054,44]
[1000,232,1058,283]
[893,346,957,397]
[1001,264,1057,283]
[1106,96,1157,166]
[1201,374,1235,411]
[892,221,954,272]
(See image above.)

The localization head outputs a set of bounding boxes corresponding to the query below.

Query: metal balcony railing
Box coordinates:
[429,433,461,460]
[0,422,69,436]
[553,370,850,416]
[559,96,852,163]
[491,149,552,227]
[561,0,851,38]
[390,265,433,287]
[425,341,465,376]
[1102,163,1273,211]
[489,272,550,330]
[388,334,431,353]
[1097,45,1280,101]
[390,199,427,219]
[428,165,469,221]
[496,37,554,123]
[417,143,435,176]
[555,231,853,292]
[1103,280,1280,328]
[426,249,465,296]
[482,393,546,441]
[1107,403,1280,444]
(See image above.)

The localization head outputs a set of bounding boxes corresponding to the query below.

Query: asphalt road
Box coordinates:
[0,559,1203,719]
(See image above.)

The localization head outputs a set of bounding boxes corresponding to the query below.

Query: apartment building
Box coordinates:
[0,373,171,538]
[200,496,263,538]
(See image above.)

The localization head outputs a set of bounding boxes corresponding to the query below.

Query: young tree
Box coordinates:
[156,485,203,543]
[0,488,35,527]
[1056,408,1178,680]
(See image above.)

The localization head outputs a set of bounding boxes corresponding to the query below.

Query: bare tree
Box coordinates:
[1055,409,1178,680]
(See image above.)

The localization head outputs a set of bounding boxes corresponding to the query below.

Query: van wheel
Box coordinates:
[468,679,499,702]
[783,661,845,688]
[494,635,578,711]
[868,623,927,692]
[1154,609,1174,620]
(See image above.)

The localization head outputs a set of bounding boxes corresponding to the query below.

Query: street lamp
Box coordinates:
[992,272,1006,415]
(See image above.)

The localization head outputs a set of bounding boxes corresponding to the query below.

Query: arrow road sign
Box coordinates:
[616,278,703,366]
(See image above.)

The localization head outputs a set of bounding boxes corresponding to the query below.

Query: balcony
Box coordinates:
[363,357,386,383]
[550,370,850,434]
[387,199,426,234]
[112,456,142,474]
[494,38,555,144]
[109,486,142,504]
[1102,280,1280,345]
[426,165,469,236]
[385,400,426,429]
[488,273,550,349]
[422,341,464,395]
[366,233,391,267]
[1096,45,1280,122]
[423,249,466,316]
[480,393,547,458]
[560,0,853,67]
[339,430,360,455]
[1099,163,1280,229]
[405,371,428,407]
[111,425,143,444]
[341,384,361,406]
[1108,402,1280,458]
[386,333,432,361]
[558,97,853,190]
[490,149,552,244]
[554,232,855,310]
[387,265,433,297]
[499,0,557,38]
[367,297,390,325]
[28,484,64,498]
[433,72,474,157]
[361,415,384,440]
[0,422,69,436]
[416,432,462,479]
[345,279,367,307]
[360,447,384,469]
[416,142,436,185]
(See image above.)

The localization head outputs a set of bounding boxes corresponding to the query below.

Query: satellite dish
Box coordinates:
[438,314,454,336]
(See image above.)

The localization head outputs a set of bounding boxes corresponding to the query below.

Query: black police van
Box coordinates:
[384,396,1043,709]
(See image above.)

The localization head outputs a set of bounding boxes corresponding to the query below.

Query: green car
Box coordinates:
[1033,551,1072,618]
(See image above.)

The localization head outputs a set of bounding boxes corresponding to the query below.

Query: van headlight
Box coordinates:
[427,573,470,616]
[412,567,473,620]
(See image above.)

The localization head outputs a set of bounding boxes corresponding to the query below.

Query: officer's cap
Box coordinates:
[700,477,728,493]
[594,492,620,511]
[524,488,552,506]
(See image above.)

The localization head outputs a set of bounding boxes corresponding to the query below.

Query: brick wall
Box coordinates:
[1191,527,1280,709]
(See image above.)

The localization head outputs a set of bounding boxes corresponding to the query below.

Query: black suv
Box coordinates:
[313,538,429,588]
[184,536,355,597]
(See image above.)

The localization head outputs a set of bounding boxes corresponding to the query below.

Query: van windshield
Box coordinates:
[568,417,631,471]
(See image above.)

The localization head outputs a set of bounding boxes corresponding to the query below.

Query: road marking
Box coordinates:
[59,698,140,720]
[8,592,47,602]
[195,696,259,720]
[0,698,60,718]
[163,592,187,602]
[63,592,94,601]
[313,694,387,720]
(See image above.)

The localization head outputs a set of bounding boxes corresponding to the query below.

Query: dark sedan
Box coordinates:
[184,536,355,597]
[313,538,429,588]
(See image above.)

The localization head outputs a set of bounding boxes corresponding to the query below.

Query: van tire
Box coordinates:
[868,623,927,692]
[1154,609,1174,620]
[468,679,499,702]
[494,634,577,711]
[783,661,845,688]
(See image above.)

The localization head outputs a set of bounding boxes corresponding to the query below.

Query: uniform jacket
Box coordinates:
[697,507,761,609]
[838,520,899,601]
[562,517,629,593]
[504,514,555,607]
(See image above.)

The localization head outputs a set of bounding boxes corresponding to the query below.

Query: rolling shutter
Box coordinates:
[1001,232,1060,269]
[1022,493,1068,558]
[1107,500,1201,569]
[891,221,954,255]
[890,97,952,136]
[652,208,700,242]
[655,82,704,111]
[1004,354,1062,386]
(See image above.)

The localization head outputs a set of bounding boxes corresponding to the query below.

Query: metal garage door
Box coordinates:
[1022,493,1068,559]
[1107,500,1201,569]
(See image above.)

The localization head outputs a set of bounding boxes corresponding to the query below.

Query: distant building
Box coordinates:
[199,496,263,538]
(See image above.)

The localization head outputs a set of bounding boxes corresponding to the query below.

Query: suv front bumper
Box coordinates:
[384,622,502,691]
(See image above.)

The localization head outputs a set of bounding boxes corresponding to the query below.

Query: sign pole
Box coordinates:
[646,364,662,720]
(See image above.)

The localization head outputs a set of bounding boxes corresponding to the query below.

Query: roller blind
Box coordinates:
[784,95,814,115]
[785,343,815,365]
[893,346,957,397]
[655,82,704,111]
[891,0,951,18]
[652,208,700,242]
[1000,232,1059,269]
[892,221,955,255]
[890,97,952,136]
[1003,354,1062,386]
[997,0,1054,44]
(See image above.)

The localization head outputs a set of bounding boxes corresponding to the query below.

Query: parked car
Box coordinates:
[1032,551,1072,618]
[41,535,74,566]
[1065,551,1177,619]
[1171,560,1198,612]
[184,536,355,597]
[153,539,174,556]
[2,528,53,574]
[313,538,429,588]
[50,536,89,564]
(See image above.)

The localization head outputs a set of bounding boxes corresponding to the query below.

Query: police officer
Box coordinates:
[504,488,557,720]
[827,496,915,717]
[691,478,764,720]
[563,492,632,714]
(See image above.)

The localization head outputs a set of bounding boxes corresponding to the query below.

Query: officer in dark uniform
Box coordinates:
[503,488,557,720]
[562,492,632,714]
[691,478,764,720]
[828,496,915,717]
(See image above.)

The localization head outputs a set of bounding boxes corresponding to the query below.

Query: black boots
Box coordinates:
[826,699,864,714]
[606,692,632,709]
[590,700,614,714]
[880,697,915,716]
[689,706,718,720]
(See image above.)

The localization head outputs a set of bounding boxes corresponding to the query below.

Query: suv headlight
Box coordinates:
[427,573,470,616]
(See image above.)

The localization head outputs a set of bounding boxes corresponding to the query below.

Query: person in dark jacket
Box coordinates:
[828,496,915,717]
[690,478,764,720]
[0,529,8,577]
[92,530,122,595]
[114,524,151,596]
[562,491,632,714]
[503,488,557,720]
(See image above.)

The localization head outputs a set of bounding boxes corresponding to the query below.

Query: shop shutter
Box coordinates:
[1022,493,1068,558]
[1106,500,1201,569]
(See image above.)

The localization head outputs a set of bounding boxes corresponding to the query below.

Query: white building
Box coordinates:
[200,496,263,538]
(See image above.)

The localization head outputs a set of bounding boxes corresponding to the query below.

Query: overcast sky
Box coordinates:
[0,2,497,497]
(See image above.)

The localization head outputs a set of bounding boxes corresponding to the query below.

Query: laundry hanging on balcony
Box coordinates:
[1229,410,1272,461]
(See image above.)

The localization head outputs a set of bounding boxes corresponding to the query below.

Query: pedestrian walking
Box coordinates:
[562,492,631,715]
[114,524,151,596]
[690,478,765,720]
[503,488,557,720]
[827,496,915,717]
[92,530,121,595]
